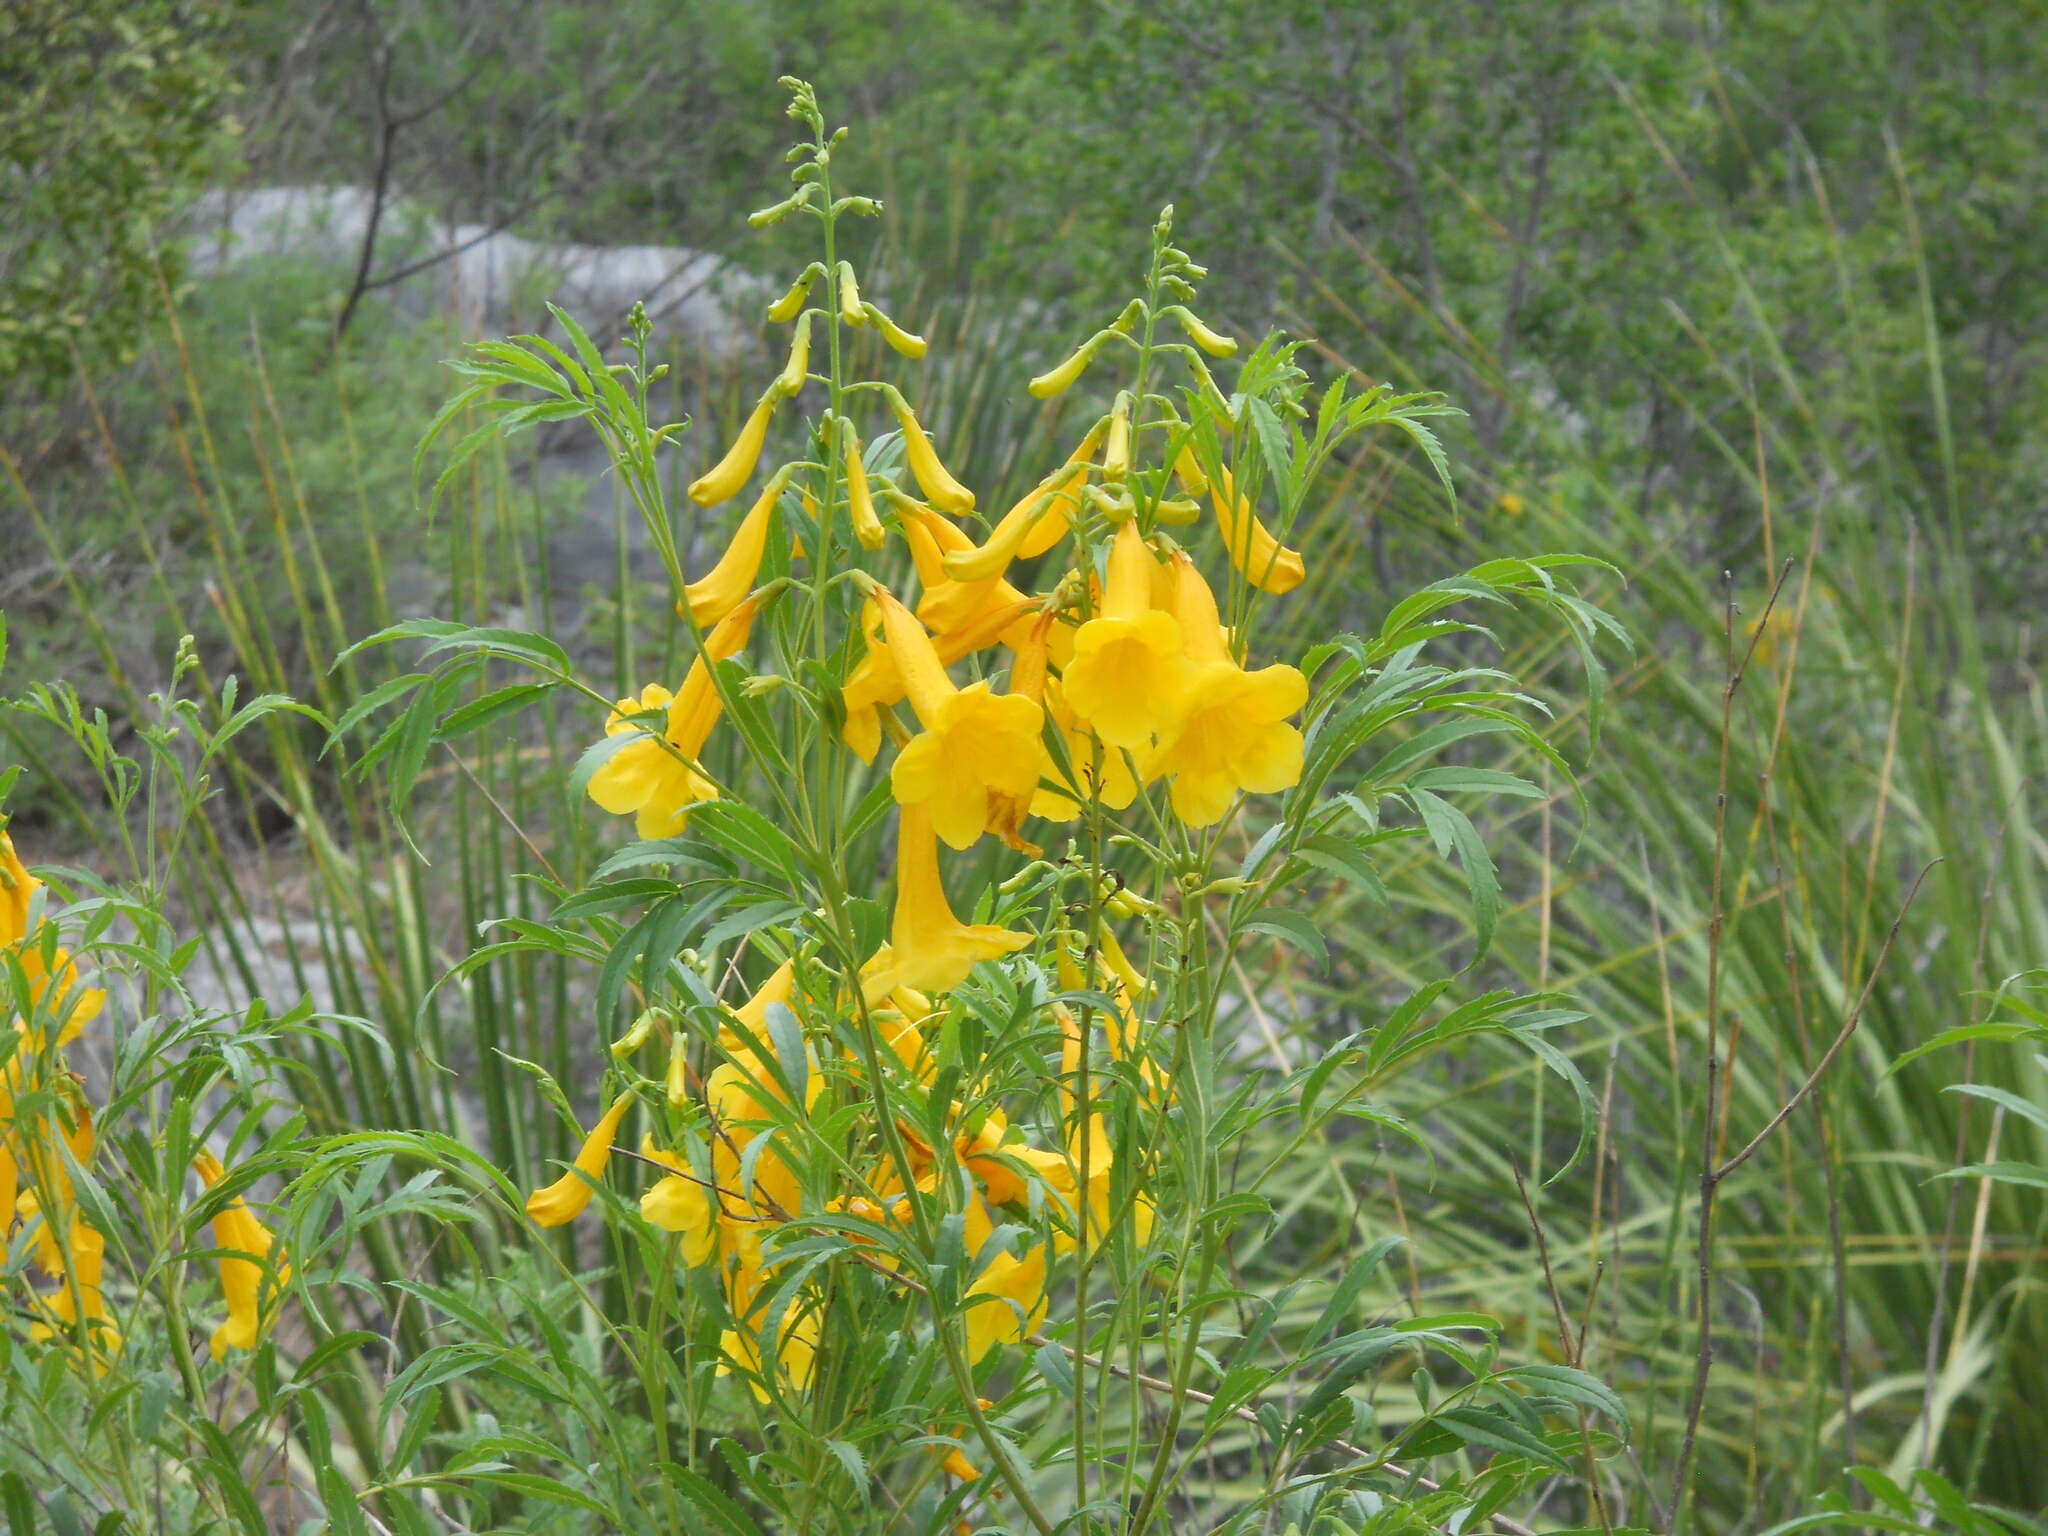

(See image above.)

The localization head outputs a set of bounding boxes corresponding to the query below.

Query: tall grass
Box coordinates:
[1252,131,2046,1527]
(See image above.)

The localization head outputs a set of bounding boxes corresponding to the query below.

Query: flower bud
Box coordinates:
[864,303,927,359]
[843,427,887,550]
[688,389,781,507]
[835,261,865,328]
[1028,331,1111,399]
[766,263,821,323]
[776,312,813,397]
[1170,306,1237,358]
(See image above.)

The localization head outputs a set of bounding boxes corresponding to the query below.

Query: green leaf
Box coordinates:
[1241,907,1329,972]
[1409,787,1500,964]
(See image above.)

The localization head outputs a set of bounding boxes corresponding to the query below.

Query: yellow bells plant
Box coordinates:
[381,79,1623,1536]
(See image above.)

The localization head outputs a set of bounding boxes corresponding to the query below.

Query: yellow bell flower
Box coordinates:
[678,467,794,627]
[639,1140,719,1267]
[902,503,1035,644]
[1176,448,1305,594]
[1,831,102,1045]
[843,427,888,550]
[885,805,1029,994]
[706,1047,817,1222]
[879,592,1047,850]
[982,611,1055,855]
[587,594,761,837]
[719,958,797,1052]
[962,1241,1048,1364]
[688,389,781,507]
[1024,1115,1154,1257]
[1034,674,1145,818]
[940,418,1106,582]
[193,1152,289,1359]
[20,1190,119,1355]
[720,1261,820,1401]
[525,1090,636,1228]
[891,397,975,514]
[1151,551,1307,827]
[1061,521,1193,751]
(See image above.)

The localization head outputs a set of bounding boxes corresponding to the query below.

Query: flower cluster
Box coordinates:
[521,84,1310,1437]
[2,829,287,1363]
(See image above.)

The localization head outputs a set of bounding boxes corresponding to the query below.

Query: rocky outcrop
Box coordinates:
[183,185,764,357]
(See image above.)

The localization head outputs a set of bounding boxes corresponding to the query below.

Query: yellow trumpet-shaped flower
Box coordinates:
[886,806,1029,994]
[840,588,1034,763]
[639,1141,718,1267]
[706,1046,818,1222]
[587,595,761,837]
[1035,674,1146,818]
[718,958,796,1052]
[1,831,102,1044]
[891,398,975,514]
[865,303,927,358]
[940,418,1106,582]
[962,1240,1048,1364]
[879,593,1046,850]
[525,1091,636,1228]
[843,428,888,550]
[688,390,781,507]
[20,1190,119,1354]
[1176,448,1305,594]
[720,1260,820,1401]
[679,467,794,627]
[1151,551,1307,827]
[775,311,813,397]
[1061,521,1194,751]
[835,260,864,328]
[193,1152,289,1359]
[902,504,1037,644]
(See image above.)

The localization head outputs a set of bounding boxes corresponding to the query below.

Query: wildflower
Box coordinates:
[21,1190,118,1354]
[962,1241,1048,1363]
[884,806,1029,994]
[1177,449,1304,595]
[879,592,1046,851]
[1036,675,1145,817]
[1031,1115,1154,1257]
[866,304,927,358]
[1061,521,1193,751]
[941,418,1106,582]
[587,595,761,837]
[844,427,888,550]
[525,1091,636,1228]
[891,395,975,514]
[193,1152,289,1359]
[1150,550,1306,826]
[679,467,795,627]
[706,1048,816,1221]
[718,958,797,1052]
[689,389,781,506]
[720,1267,820,1401]
[1,831,102,1044]
[900,504,1037,646]
[639,1141,719,1267]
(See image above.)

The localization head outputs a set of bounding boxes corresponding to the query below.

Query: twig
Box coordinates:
[1715,860,1936,1182]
